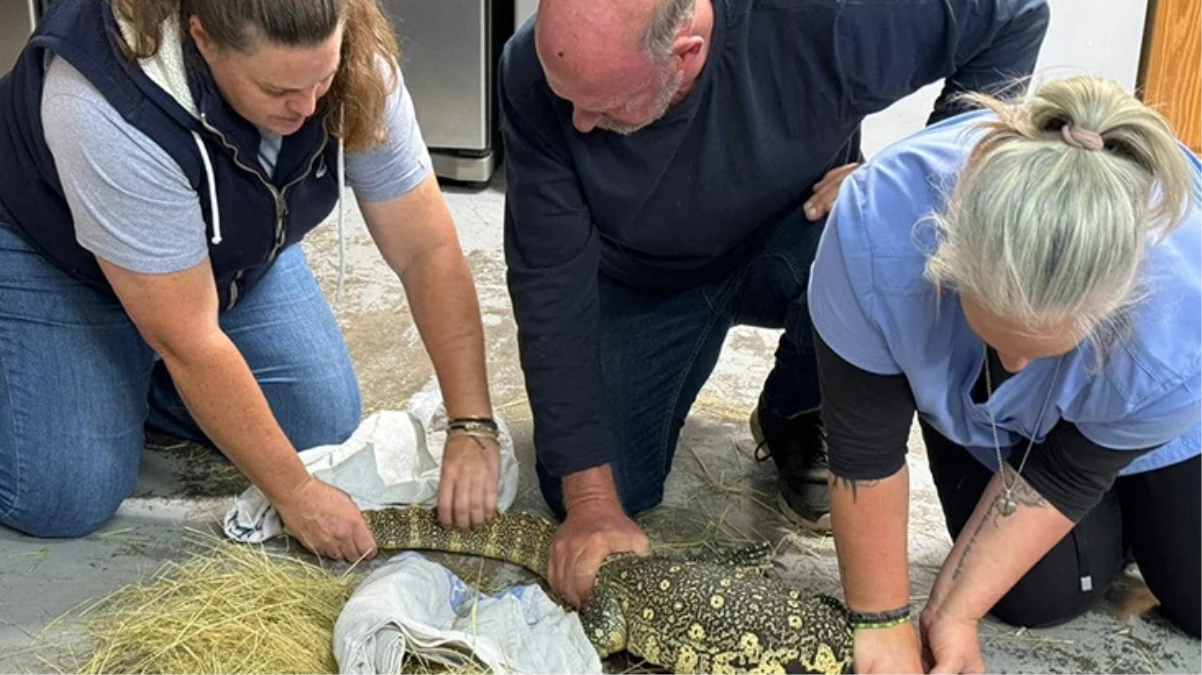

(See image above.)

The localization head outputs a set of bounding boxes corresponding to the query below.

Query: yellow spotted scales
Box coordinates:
[363,506,854,675]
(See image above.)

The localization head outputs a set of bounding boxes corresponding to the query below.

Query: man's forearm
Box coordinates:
[160,334,310,506]
[925,464,1073,622]
[399,244,493,419]
[562,463,621,510]
[830,466,912,613]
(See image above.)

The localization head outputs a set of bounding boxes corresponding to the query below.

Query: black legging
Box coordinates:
[921,420,1201,637]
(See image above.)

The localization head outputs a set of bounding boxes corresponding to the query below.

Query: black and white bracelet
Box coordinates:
[848,603,913,630]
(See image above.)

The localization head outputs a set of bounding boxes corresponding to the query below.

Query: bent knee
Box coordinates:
[330,385,363,441]
[0,454,136,539]
[2,484,129,538]
[285,389,361,451]
[989,587,1102,629]
[620,487,664,517]
[271,371,361,451]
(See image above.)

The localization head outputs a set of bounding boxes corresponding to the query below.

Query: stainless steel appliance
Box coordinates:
[383,1,514,185]
[0,0,39,75]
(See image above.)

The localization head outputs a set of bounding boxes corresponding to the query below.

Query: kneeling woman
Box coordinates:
[0,0,500,558]
[809,75,1199,673]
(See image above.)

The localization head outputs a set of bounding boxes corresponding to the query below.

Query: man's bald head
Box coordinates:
[535,0,705,135]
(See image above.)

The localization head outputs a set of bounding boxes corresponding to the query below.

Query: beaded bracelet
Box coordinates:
[848,604,913,630]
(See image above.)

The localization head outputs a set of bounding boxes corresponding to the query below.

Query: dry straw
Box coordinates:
[37,531,359,675]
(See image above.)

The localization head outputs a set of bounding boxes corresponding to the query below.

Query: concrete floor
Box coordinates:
[2,103,1199,673]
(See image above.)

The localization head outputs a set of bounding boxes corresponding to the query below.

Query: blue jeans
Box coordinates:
[537,208,825,516]
[0,219,361,538]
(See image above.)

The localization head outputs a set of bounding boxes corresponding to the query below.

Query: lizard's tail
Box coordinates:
[362,506,555,578]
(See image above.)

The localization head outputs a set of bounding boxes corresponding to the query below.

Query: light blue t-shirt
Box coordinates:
[809,110,1201,476]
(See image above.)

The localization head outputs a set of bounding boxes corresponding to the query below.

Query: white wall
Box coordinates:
[862,0,1151,155]
[1034,0,1149,90]
[516,0,538,30]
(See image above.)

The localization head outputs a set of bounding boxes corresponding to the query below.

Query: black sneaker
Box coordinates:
[750,403,832,532]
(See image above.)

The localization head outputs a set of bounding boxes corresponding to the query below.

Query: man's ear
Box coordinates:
[672,35,704,67]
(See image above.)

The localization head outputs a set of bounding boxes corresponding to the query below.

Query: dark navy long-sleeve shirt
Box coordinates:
[498,0,1050,478]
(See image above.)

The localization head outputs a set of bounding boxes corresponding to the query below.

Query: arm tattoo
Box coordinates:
[949,465,1051,581]
[950,494,994,581]
[1000,463,1049,511]
[829,475,880,502]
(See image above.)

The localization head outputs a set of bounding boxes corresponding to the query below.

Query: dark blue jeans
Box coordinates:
[0,218,361,538]
[537,208,825,517]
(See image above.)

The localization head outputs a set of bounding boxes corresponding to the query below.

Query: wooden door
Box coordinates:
[1139,0,1202,153]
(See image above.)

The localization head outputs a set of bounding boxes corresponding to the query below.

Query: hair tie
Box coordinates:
[1060,124,1104,151]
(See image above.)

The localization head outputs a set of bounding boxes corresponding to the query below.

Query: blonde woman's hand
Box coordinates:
[921,610,987,674]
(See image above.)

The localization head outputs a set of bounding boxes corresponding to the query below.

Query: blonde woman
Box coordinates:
[0,0,500,558]
[809,75,1199,673]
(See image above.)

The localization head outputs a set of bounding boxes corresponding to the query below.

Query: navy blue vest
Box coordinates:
[0,0,341,310]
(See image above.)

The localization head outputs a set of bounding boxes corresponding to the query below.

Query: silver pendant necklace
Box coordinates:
[983,348,1064,517]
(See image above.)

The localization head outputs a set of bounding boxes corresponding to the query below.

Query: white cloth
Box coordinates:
[223,388,519,543]
[334,552,602,675]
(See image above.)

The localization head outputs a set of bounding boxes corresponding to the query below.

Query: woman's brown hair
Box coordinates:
[114,0,400,152]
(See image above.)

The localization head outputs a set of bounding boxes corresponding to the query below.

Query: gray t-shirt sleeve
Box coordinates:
[343,68,433,203]
[41,56,208,275]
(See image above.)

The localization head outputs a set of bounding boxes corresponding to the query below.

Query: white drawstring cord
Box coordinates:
[194,120,344,303]
[335,106,347,307]
[192,131,222,245]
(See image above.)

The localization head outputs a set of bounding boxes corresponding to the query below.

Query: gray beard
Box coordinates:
[596,67,684,135]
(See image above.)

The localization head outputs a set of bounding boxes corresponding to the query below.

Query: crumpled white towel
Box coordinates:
[223,388,519,543]
[334,551,602,675]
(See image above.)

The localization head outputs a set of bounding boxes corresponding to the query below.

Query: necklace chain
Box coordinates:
[984,348,1063,517]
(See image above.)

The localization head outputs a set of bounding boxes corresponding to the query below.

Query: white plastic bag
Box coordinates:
[223,388,519,543]
[334,552,602,675]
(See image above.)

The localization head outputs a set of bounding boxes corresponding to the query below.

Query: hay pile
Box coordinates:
[41,534,359,675]
[35,534,507,675]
